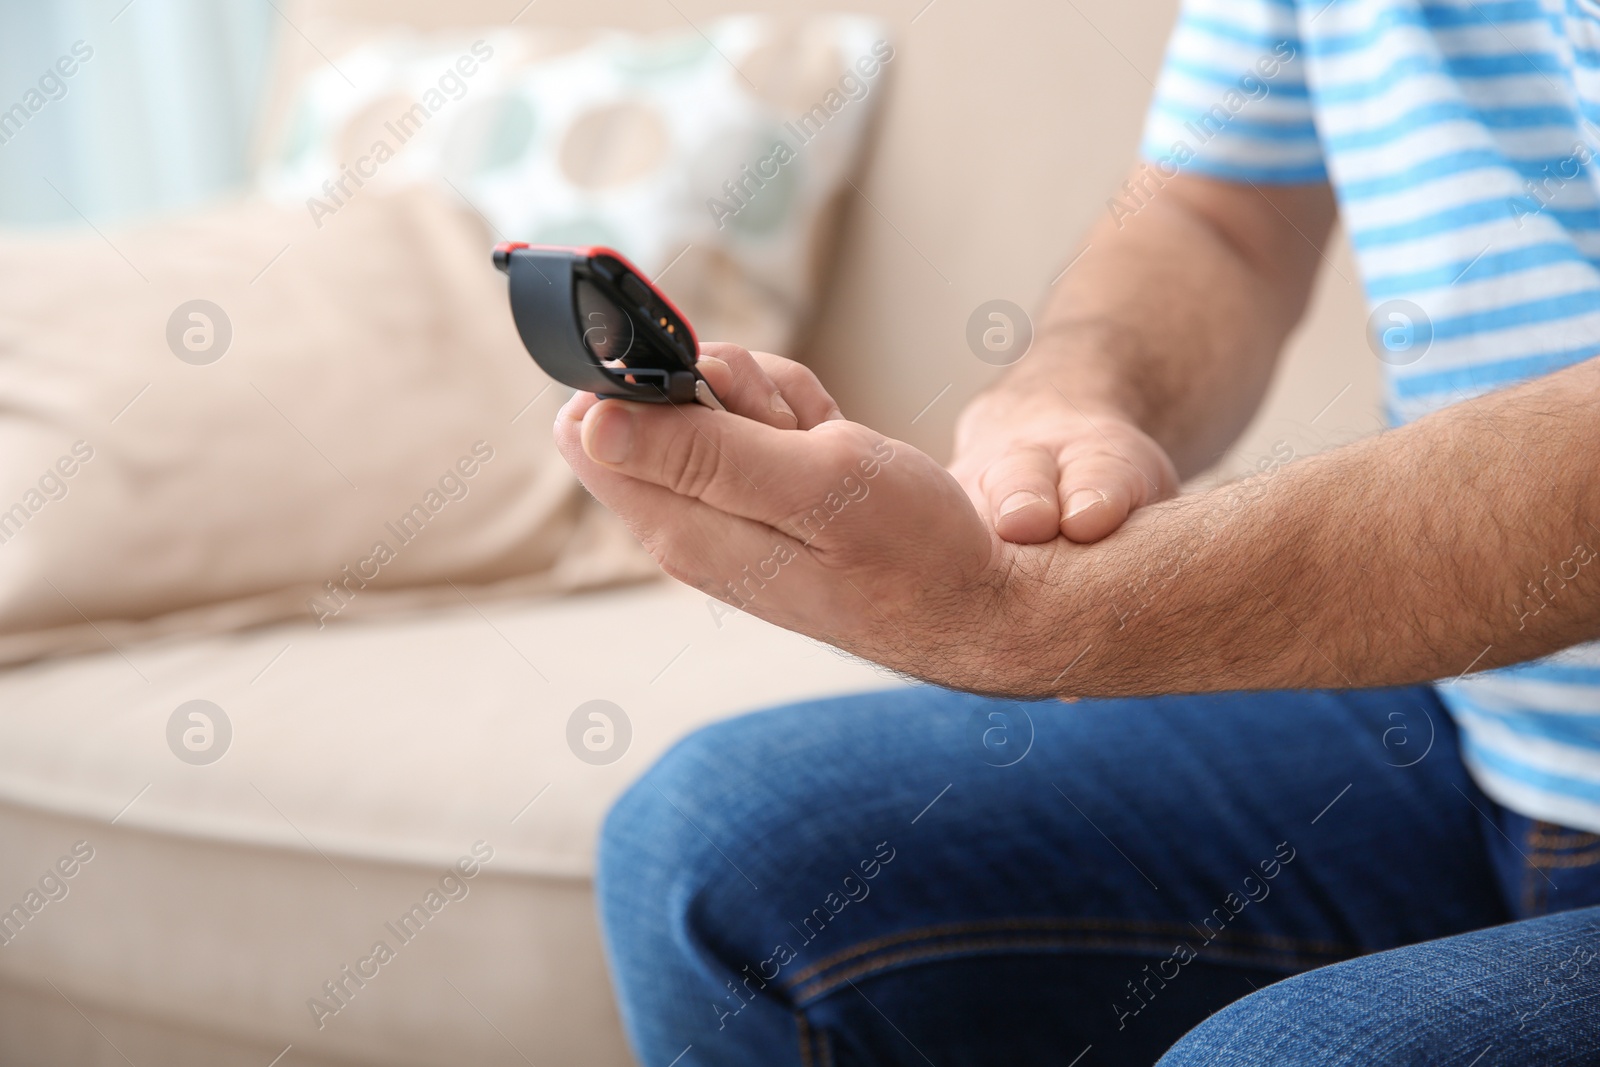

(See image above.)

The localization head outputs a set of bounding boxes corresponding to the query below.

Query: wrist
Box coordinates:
[973,319,1152,430]
[960,540,1104,698]
[954,373,1145,465]
[965,378,1136,429]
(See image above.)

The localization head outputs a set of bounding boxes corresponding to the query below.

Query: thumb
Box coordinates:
[977,444,1064,544]
[1056,454,1162,543]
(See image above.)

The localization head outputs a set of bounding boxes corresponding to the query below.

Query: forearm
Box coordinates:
[1002,356,1600,697]
[979,174,1334,477]
[557,345,1598,702]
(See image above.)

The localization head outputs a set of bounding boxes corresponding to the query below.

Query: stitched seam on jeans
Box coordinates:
[1526,821,1553,916]
[782,914,1353,986]
[796,1013,815,1067]
[1531,849,1600,869]
[1528,830,1600,849]
[788,932,1354,1004]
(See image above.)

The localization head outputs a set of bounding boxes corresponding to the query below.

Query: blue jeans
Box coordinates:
[597,686,1600,1065]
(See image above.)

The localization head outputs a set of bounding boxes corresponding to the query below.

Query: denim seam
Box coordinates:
[788,929,1356,1005]
[796,1012,816,1067]
[1525,821,1555,916]
[1528,830,1600,849]
[782,914,1354,987]
[1531,849,1600,869]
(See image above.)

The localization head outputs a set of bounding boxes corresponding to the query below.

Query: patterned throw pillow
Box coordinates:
[257,16,894,354]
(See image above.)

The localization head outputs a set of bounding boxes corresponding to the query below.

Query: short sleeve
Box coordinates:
[1139,0,1327,183]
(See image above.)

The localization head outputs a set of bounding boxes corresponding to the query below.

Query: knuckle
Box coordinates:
[636,528,674,571]
[653,547,698,587]
[978,450,1052,496]
[643,538,701,590]
[758,353,827,397]
[720,345,757,373]
[750,349,790,369]
[1061,453,1125,482]
[786,361,824,392]
[718,347,776,398]
[817,421,875,463]
[661,422,725,499]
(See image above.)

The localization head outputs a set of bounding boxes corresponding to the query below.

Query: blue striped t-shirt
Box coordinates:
[1142,0,1600,831]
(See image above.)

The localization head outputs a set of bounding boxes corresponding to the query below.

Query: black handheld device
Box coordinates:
[493,242,724,409]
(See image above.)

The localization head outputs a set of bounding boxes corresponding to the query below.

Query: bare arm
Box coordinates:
[995,354,1600,697]
[951,171,1336,540]
[554,347,1600,699]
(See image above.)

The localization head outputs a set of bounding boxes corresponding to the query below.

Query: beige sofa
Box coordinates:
[0,1,1379,1064]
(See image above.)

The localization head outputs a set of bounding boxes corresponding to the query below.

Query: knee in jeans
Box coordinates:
[597,713,788,900]
[1157,963,1400,1067]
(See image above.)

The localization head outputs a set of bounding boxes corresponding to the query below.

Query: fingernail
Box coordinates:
[585,407,634,464]
[770,391,797,425]
[1000,491,1042,517]
[1065,489,1108,519]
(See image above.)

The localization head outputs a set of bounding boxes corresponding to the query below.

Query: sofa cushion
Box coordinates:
[0,581,902,1064]
[255,14,892,356]
[0,186,660,666]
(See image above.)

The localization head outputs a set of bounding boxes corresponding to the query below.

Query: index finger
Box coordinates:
[694,345,799,429]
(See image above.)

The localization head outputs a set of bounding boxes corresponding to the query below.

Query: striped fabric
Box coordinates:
[1141,0,1600,831]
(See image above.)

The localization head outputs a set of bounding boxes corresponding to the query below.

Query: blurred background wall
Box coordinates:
[0,0,1378,469]
[0,0,272,228]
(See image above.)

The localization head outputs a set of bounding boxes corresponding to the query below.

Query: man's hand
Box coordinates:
[949,388,1179,545]
[553,345,1056,691]
[556,344,1600,699]
[943,175,1335,548]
